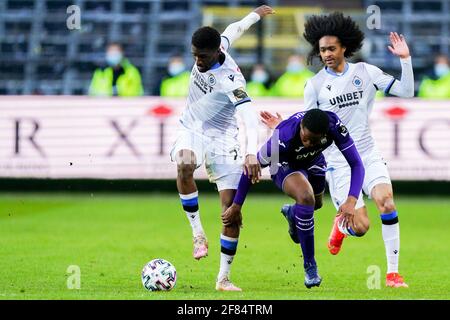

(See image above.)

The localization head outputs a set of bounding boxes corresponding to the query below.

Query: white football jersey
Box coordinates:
[304,62,395,167]
[180,37,250,141]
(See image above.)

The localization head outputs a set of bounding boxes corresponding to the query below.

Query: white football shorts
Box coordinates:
[326,147,391,210]
[170,128,243,191]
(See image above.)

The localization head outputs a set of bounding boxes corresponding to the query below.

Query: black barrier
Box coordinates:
[0,178,448,195]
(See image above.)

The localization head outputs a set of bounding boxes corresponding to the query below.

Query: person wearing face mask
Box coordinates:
[246,64,270,97]
[269,54,314,97]
[418,54,450,99]
[160,55,191,97]
[89,43,144,97]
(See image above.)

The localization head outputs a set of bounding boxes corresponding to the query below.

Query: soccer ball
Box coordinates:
[141,259,177,291]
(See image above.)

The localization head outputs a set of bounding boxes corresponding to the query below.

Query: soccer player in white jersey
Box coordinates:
[170,5,274,291]
[260,12,413,288]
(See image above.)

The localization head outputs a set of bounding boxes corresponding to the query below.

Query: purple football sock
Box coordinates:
[293,203,316,268]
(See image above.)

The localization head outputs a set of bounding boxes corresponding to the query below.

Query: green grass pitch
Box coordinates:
[0,192,449,300]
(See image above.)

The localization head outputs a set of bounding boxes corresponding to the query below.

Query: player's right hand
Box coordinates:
[260,111,283,129]
[253,5,275,18]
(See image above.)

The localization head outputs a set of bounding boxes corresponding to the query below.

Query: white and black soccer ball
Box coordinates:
[141,259,177,291]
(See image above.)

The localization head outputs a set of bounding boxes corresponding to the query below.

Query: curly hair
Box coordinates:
[303,12,365,64]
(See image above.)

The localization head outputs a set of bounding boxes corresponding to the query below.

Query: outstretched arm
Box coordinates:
[221,5,275,51]
[386,32,414,97]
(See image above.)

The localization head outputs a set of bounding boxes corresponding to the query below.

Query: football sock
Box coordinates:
[218,234,238,280]
[293,204,316,268]
[179,191,204,237]
[381,211,400,274]
[337,219,359,237]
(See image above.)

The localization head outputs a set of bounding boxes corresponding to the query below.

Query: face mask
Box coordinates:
[168,62,186,76]
[251,71,269,83]
[434,63,450,78]
[106,52,123,67]
[286,62,304,73]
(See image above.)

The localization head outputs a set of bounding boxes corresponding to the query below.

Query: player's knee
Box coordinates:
[294,190,315,207]
[354,219,370,236]
[177,164,195,182]
[175,149,197,166]
[379,196,396,213]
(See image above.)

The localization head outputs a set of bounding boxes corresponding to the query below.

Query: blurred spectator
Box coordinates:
[160,55,190,97]
[89,43,143,97]
[246,64,271,97]
[418,54,450,99]
[269,54,314,97]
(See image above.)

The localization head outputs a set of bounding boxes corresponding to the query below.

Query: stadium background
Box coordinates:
[0,0,449,300]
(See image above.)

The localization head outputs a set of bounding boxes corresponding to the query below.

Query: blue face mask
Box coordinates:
[106,52,123,67]
[251,71,269,83]
[286,62,304,73]
[168,62,186,76]
[434,63,450,78]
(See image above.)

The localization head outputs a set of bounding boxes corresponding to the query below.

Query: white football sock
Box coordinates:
[218,234,238,280]
[179,192,204,237]
[382,223,400,273]
[218,252,235,281]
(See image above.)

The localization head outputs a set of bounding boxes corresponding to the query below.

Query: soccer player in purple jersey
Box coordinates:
[222,109,365,288]
[260,12,413,288]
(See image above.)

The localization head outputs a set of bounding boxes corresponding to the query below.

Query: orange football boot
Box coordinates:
[386,273,408,288]
[327,215,346,255]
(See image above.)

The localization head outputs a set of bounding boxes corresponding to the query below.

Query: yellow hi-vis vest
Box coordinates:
[89,59,144,97]
[160,71,191,97]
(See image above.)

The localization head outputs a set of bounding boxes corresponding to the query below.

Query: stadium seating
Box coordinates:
[0,0,448,95]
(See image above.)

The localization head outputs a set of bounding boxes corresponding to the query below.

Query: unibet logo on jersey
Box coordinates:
[329,91,363,109]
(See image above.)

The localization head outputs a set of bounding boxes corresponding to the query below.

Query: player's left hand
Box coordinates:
[222,203,243,228]
[253,5,275,18]
[388,32,410,59]
[338,196,357,230]
[244,154,261,184]
[260,111,283,129]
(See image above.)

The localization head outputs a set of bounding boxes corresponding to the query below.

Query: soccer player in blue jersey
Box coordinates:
[222,109,365,288]
[260,12,413,288]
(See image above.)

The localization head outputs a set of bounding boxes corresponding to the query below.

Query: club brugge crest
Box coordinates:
[208,74,216,86]
[352,76,363,88]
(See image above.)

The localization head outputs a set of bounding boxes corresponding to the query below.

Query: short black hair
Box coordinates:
[303,12,365,64]
[302,109,330,134]
[192,26,221,50]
